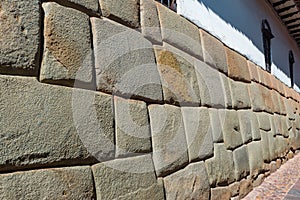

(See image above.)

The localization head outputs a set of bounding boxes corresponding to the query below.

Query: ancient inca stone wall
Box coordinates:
[0,0,300,199]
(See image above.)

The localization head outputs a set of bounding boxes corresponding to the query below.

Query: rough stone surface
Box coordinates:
[92,155,165,200]
[114,96,151,157]
[225,48,251,83]
[239,178,253,198]
[57,0,99,12]
[260,85,274,113]
[220,73,233,108]
[195,59,227,108]
[0,0,41,75]
[247,141,264,178]
[260,130,271,162]
[182,107,214,162]
[200,30,227,73]
[233,146,250,181]
[164,162,210,200]
[220,110,243,150]
[249,82,265,112]
[154,46,200,105]
[148,104,188,177]
[211,187,231,200]
[248,61,259,82]
[229,79,251,109]
[99,0,139,28]
[209,109,224,143]
[205,144,235,186]
[251,113,261,140]
[140,0,162,44]
[41,2,93,85]
[238,110,253,144]
[157,3,203,59]
[256,112,271,131]
[91,18,163,101]
[271,90,281,114]
[0,166,94,199]
[0,76,115,171]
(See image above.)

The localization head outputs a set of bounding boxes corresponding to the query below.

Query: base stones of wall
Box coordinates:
[92,155,165,200]
[209,109,224,143]
[233,145,250,181]
[164,162,210,200]
[182,107,214,162]
[148,104,189,177]
[0,166,94,199]
[225,48,251,83]
[200,30,228,74]
[41,2,93,86]
[99,0,139,28]
[114,96,151,157]
[238,110,253,144]
[247,141,264,178]
[157,3,203,59]
[91,18,163,102]
[211,186,231,200]
[229,79,251,109]
[205,143,235,186]
[239,178,253,199]
[0,0,41,75]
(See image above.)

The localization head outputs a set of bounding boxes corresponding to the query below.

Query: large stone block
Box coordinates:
[247,141,264,178]
[271,90,281,114]
[0,0,41,75]
[233,145,250,181]
[0,76,115,172]
[251,112,261,140]
[0,166,94,199]
[140,0,162,44]
[260,85,274,113]
[92,155,165,200]
[220,110,243,150]
[256,112,271,131]
[260,130,271,162]
[225,48,251,83]
[41,2,93,86]
[248,61,259,83]
[211,187,231,200]
[209,108,224,143]
[157,3,203,59]
[238,110,253,144]
[154,45,200,105]
[99,0,139,28]
[57,0,99,13]
[229,79,251,109]
[220,73,233,108]
[164,162,210,200]
[200,30,227,73]
[148,104,188,177]
[195,60,227,108]
[91,18,163,102]
[205,144,235,186]
[249,82,265,112]
[182,107,214,162]
[114,96,151,157]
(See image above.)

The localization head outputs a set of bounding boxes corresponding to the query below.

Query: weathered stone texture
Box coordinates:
[140,0,162,43]
[157,3,203,59]
[211,187,231,200]
[41,2,93,85]
[164,162,210,200]
[239,178,253,198]
[251,113,261,140]
[92,155,165,200]
[260,130,271,162]
[249,82,265,112]
[0,166,94,199]
[225,48,251,83]
[58,0,99,12]
[99,0,139,28]
[248,61,259,82]
[154,46,200,105]
[200,30,227,73]
[0,76,115,171]
[260,85,274,113]
[91,18,163,101]
[0,0,41,75]
[229,79,251,109]
[238,110,253,144]
[148,104,188,177]
[256,112,271,131]
[233,146,250,181]
[209,109,224,143]
[182,107,214,162]
[114,96,151,157]
[220,73,233,108]
[247,141,264,177]
[205,144,235,186]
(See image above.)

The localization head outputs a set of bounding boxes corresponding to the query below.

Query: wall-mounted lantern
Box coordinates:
[261,19,274,72]
[289,50,295,88]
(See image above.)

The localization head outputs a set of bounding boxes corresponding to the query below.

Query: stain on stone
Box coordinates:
[157,50,182,74]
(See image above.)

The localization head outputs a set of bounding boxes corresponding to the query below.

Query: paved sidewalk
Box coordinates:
[243,153,300,200]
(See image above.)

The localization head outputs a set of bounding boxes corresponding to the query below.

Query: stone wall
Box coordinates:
[0,0,300,199]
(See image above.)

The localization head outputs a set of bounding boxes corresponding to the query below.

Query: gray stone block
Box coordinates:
[211,187,231,200]
[205,144,235,186]
[249,82,265,112]
[209,108,224,143]
[0,76,114,171]
[148,104,188,177]
[251,113,261,140]
[91,18,163,101]
[164,162,210,200]
[195,60,226,108]
[141,0,162,44]
[182,107,214,162]
[57,0,99,12]
[0,0,41,75]
[256,112,271,131]
[229,79,251,109]
[220,73,233,108]
[247,141,264,178]
[0,166,94,199]
[41,2,93,86]
[260,130,271,162]
[238,110,253,144]
[99,0,139,28]
[114,96,151,157]
[220,110,243,150]
[233,145,250,181]
[92,155,165,200]
[157,3,203,59]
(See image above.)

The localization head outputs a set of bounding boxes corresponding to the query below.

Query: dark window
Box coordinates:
[289,50,295,87]
[261,19,274,72]
[157,0,177,11]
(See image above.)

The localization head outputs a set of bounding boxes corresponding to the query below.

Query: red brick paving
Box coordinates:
[243,153,300,200]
